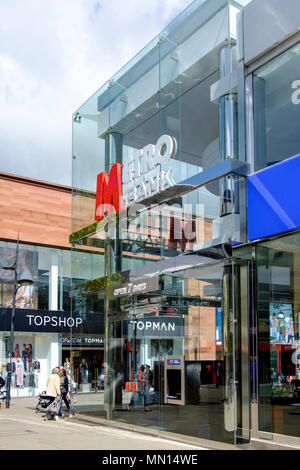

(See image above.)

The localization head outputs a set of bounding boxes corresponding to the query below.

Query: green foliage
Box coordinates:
[73,272,125,294]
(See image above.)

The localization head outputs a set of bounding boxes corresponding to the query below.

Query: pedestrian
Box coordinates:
[146,365,153,385]
[127,365,151,412]
[58,365,64,377]
[66,369,76,403]
[216,362,222,388]
[145,364,153,403]
[58,369,70,416]
[46,367,61,405]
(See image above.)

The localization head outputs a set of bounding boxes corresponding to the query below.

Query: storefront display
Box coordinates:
[0,332,61,397]
[0,306,104,397]
[60,334,104,392]
[254,233,300,438]
[270,303,295,344]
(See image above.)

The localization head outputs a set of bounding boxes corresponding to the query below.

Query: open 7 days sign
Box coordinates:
[95,135,177,221]
[107,277,159,299]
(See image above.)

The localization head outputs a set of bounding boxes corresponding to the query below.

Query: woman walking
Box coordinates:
[58,369,70,416]
[127,365,151,412]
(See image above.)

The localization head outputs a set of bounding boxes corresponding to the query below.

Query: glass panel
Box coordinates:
[102,260,237,444]
[0,242,38,309]
[70,0,243,242]
[72,84,107,234]
[58,249,71,312]
[253,42,300,171]
[256,232,300,438]
[159,262,235,444]
[105,278,162,429]
[70,243,105,396]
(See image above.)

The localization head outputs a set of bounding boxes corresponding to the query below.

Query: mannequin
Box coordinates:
[32,358,40,388]
[14,344,20,359]
[16,358,24,388]
[22,344,28,371]
[64,358,71,375]
[80,358,88,384]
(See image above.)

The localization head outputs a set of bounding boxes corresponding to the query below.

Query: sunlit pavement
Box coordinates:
[0,396,208,450]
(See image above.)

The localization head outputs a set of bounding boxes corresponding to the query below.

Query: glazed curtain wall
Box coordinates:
[0,241,104,316]
[70,0,249,444]
[71,0,246,236]
[0,241,71,312]
[104,259,248,445]
[70,0,247,305]
[253,41,300,171]
[256,232,300,439]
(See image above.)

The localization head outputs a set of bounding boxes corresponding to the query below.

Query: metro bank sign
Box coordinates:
[95,135,177,221]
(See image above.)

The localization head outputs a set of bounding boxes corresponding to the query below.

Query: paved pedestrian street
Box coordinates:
[0,397,208,451]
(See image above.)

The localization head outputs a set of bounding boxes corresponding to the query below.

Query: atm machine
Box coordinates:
[163,355,202,406]
[164,355,185,405]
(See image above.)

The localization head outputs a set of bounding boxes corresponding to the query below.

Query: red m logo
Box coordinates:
[95,163,125,221]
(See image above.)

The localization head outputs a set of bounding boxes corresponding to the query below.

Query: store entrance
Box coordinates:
[62,348,104,393]
[255,234,300,443]
[106,260,247,444]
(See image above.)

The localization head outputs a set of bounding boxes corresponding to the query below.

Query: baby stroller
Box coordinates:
[42,395,77,420]
[0,376,6,403]
[35,391,52,413]
[43,396,62,421]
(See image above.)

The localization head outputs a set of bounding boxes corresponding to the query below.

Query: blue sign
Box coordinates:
[247,154,300,241]
[167,359,181,365]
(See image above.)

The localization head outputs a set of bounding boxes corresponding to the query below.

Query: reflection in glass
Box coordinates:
[257,233,300,438]
[254,42,300,171]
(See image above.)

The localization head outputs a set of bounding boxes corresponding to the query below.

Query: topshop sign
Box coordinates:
[0,307,101,334]
[26,314,82,329]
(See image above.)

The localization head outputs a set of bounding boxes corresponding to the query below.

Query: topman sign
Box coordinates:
[127,316,184,338]
[95,135,176,221]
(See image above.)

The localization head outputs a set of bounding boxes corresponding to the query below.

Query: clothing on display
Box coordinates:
[22,345,28,371]
[16,359,24,387]
[13,344,20,359]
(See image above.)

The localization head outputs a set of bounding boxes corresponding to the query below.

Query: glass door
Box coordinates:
[159,261,238,444]
[105,258,249,445]
[256,233,300,443]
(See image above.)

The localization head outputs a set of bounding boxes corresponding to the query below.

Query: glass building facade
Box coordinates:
[71,0,300,447]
